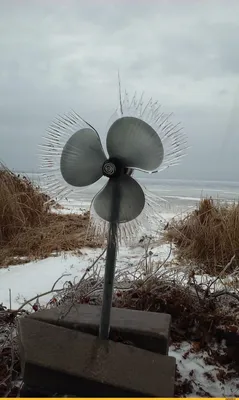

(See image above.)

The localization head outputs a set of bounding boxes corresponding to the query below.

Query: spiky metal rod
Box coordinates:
[99,221,118,340]
[99,180,120,340]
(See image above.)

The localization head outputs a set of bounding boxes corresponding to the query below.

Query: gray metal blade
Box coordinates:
[93,175,145,223]
[106,116,164,171]
[60,128,106,187]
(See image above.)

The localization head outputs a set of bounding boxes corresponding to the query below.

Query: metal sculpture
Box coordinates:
[40,89,187,340]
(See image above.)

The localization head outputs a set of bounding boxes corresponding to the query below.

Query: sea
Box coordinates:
[23,172,239,215]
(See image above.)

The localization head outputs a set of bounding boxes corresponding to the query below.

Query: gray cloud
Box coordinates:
[0,0,239,181]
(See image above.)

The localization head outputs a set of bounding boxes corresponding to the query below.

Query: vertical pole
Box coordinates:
[99,180,120,340]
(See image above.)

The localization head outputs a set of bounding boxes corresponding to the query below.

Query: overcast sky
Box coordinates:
[1,0,239,181]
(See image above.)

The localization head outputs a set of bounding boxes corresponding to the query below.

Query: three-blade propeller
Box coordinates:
[60,116,164,223]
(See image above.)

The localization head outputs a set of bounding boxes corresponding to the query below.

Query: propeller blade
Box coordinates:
[60,128,106,187]
[106,116,164,171]
[93,175,145,223]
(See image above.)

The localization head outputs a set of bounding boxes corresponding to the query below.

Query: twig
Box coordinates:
[207,255,236,293]
[13,270,84,315]
[140,243,172,287]
[77,248,106,287]
[7,328,14,397]
[192,275,204,305]
[57,248,107,319]
[9,289,12,311]
[143,236,152,274]
[14,288,64,314]
[209,290,239,302]
[51,273,71,291]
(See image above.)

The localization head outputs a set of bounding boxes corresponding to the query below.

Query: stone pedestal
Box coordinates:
[30,304,171,355]
[19,305,175,397]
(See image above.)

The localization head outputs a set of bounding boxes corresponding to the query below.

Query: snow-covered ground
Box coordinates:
[0,240,174,310]
[0,199,177,310]
[0,201,238,397]
[170,342,239,397]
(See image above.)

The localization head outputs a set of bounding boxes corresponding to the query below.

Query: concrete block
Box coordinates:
[30,304,170,355]
[19,317,175,397]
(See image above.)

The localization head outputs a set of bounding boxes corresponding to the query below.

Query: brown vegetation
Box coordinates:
[113,278,237,343]
[0,165,100,267]
[1,274,239,397]
[164,198,239,275]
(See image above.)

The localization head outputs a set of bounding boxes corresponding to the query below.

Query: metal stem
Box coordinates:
[99,180,120,340]
[99,222,118,340]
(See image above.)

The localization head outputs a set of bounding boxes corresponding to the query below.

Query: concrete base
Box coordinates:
[29,304,171,355]
[19,317,176,397]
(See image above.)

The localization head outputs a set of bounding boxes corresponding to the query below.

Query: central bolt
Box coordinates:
[102,161,116,177]
[102,158,124,178]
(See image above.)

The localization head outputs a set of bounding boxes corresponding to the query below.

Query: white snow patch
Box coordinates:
[170,342,239,397]
[0,248,102,309]
[0,240,174,310]
[0,207,177,309]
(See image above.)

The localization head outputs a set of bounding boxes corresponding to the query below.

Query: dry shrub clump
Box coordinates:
[114,278,238,343]
[0,165,100,267]
[0,165,50,243]
[0,306,20,397]
[165,198,239,275]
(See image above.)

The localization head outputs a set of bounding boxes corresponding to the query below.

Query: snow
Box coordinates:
[165,195,201,202]
[170,342,239,397]
[0,200,177,310]
[0,241,173,310]
[0,252,91,309]
[51,200,89,215]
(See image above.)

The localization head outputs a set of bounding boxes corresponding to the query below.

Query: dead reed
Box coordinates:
[165,198,239,275]
[0,165,100,267]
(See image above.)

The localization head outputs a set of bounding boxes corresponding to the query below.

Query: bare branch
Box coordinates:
[209,290,239,302]
[14,288,64,314]
[77,248,106,287]
[207,255,236,292]
[51,273,71,291]
[140,243,172,287]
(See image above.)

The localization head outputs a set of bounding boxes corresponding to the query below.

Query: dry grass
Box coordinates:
[165,198,239,275]
[0,165,50,243]
[0,165,100,267]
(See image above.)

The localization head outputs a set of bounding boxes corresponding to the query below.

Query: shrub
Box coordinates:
[0,164,100,266]
[164,198,239,275]
[0,165,49,244]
